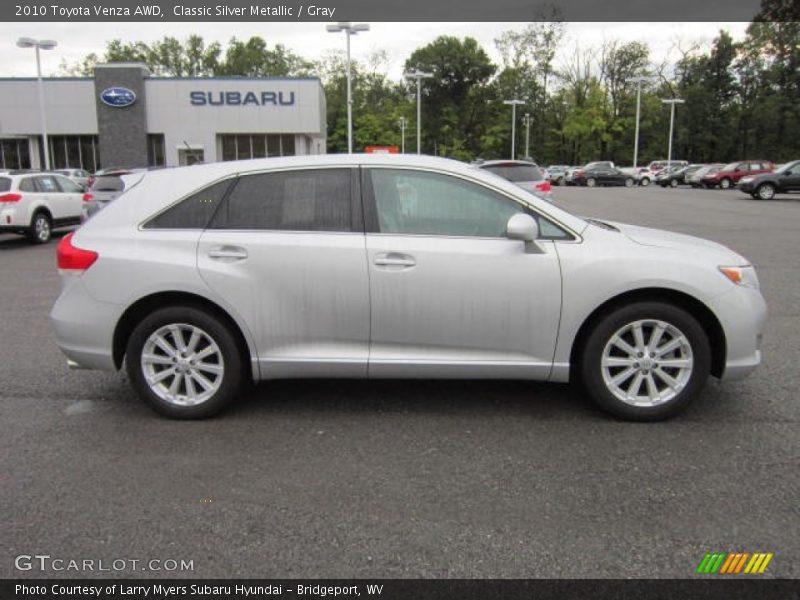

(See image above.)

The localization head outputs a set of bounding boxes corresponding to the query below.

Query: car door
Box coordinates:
[782,162,800,191]
[32,175,64,220]
[53,175,84,221]
[196,167,370,379]
[362,167,563,379]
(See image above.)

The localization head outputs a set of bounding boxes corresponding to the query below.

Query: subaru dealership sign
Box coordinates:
[100,87,137,107]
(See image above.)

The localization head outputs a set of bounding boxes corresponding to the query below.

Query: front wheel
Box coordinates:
[126,306,245,419]
[640,177,651,187]
[756,183,776,200]
[580,302,711,421]
[625,178,634,187]
[670,178,679,188]
[586,177,597,188]
[719,178,732,190]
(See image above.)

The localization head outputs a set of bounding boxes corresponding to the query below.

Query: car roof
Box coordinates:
[478,160,539,167]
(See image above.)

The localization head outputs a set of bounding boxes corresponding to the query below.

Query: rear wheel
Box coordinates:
[126,306,244,419]
[639,177,651,187]
[719,178,732,190]
[625,178,634,187]
[670,178,679,188]
[580,302,711,421]
[756,183,776,200]
[28,212,52,244]
[586,177,597,188]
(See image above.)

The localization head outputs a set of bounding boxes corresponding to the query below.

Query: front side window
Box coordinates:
[145,179,232,230]
[211,168,352,232]
[368,169,525,238]
[55,175,82,193]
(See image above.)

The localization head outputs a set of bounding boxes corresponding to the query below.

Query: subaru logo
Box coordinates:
[100,87,136,107]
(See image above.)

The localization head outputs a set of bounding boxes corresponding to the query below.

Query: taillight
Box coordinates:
[575,170,585,177]
[57,232,98,273]
[0,193,22,203]
[82,193,93,202]
[536,181,552,193]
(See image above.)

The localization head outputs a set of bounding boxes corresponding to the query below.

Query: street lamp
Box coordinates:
[503,99,525,160]
[398,116,407,154]
[661,98,685,167]
[404,69,433,155]
[326,22,369,154]
[522,113,531,160]
[17,37,57,171]
[626,76,649,168]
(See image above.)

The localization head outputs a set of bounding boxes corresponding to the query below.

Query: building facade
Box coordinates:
[0,63,327,172]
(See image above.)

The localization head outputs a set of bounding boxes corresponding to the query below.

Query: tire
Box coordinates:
[579,301,711,421]
[719,178,732,190]
[625,178,634,187]
[670,178,679,188]
[756,183,776,200]
[125,306,245,419]
[586,177,597,188]
[640,177,651,187]
[557,177,565,186]
[28,212,52,244]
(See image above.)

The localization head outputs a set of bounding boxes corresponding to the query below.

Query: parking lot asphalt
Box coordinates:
[1,184,798,579]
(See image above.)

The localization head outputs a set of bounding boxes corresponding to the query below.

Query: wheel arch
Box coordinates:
[569,287,727,380]
[112,291,256,380]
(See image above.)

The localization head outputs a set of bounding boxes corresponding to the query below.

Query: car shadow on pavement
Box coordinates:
[226,379,601,421]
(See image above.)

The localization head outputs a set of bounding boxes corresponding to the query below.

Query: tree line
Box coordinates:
[59,2,799,165]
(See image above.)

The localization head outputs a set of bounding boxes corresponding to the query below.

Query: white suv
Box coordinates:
[0,171,86,243]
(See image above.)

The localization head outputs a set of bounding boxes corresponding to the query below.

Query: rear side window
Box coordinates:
[145,179,232,230]
[210,168,353,232]
[0,177,10,192]
[19,178,36,192]
[35,176,59,192]
[91,176,125,192]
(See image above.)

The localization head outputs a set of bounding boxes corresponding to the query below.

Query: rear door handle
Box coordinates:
[374,253,416,268]
[208,246,248,261]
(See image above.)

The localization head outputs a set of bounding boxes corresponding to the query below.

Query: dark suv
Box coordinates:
[738,160,800,200]
[701,161,773,189]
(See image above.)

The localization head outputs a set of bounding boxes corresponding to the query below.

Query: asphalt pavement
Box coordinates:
[1,183,798,579]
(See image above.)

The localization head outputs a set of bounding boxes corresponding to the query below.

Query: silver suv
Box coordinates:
[51,155,766,420]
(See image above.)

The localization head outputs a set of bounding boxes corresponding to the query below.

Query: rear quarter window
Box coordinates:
[144,179,233,230]
[0,177,10,192]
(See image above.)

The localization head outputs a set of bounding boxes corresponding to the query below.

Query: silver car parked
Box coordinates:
[51,155,766,420]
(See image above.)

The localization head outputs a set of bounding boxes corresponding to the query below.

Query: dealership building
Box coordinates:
[0,63,327,172]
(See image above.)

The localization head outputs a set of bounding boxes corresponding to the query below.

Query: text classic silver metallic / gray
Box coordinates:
[50,154,766,420]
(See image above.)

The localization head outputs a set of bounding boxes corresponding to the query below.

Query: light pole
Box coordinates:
[398,117,407,154]
[662,98,685,167]
[17,37,57,170]
[503,99,525,160]
[326,22,369,154]
[523,113,531,160]
[405,69,433,155]
[626,76,649,168]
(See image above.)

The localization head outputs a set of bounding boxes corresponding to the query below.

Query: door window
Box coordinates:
[34,176,59,193]
[367,169,525,238]
[210,168,353,232]
[54,175,82,193]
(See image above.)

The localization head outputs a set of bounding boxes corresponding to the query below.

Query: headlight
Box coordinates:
[719,265,759,289]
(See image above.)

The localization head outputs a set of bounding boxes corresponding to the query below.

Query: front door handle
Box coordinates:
[374,253,416,268]
[208,246,248,261]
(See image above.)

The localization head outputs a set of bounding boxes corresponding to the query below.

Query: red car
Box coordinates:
[701,160,774,190]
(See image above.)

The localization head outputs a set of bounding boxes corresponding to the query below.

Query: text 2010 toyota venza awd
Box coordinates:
[51,155,766,420]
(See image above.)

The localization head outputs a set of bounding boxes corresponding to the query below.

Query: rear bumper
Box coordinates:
[50,276,122,371]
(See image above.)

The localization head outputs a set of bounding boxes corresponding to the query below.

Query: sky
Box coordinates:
[0,22,750,80]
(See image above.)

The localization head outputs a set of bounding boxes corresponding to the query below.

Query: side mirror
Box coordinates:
[506,213,539,242]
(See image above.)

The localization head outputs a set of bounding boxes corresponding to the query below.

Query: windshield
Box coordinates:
[483,164,543,182]
[90,176,125,192]
[774,162,794,174]
[722,162,740,172]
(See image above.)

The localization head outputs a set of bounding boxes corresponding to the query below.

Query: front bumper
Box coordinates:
[707,285,768,381]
